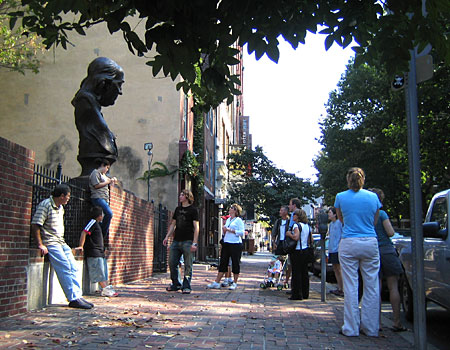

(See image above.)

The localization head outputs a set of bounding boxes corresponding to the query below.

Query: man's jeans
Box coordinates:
[91,198,113,245]
[47,244,83,302]
[169,240,193,290]
[339,237,380,337]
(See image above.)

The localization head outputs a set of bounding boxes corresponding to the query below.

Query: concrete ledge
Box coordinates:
[27,249,97,310]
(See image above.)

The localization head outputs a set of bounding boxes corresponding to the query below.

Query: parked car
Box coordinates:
[393,189,450,321]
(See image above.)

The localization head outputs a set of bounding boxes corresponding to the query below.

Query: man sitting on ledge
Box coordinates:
[31,184,93,309]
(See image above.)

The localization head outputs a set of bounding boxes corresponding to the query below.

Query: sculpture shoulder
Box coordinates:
[72,90,101,111]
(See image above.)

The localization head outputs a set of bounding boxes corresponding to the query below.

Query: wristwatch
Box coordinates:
[192,243,198,247]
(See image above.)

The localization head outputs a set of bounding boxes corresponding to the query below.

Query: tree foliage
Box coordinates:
[227,146,318,225]
[314,56,450,222]
[0,0,43,73]
[9,0,450,110]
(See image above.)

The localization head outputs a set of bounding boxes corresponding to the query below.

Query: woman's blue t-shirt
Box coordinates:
[334,189,381,238]
[374,210,393,247]
[328,219,343,253]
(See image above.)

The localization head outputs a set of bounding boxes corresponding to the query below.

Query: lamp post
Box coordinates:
[144,142,153,202]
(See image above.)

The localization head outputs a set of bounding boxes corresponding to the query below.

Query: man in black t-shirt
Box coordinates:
[163,189,199,294]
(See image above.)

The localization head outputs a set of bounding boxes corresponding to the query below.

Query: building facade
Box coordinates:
[0,20,188,210]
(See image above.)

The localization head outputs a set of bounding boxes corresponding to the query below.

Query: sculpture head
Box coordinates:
[80,57,124,106]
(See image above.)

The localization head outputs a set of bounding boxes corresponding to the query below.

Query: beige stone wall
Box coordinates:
[0,21,181,209]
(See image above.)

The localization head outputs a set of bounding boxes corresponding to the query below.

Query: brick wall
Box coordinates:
[104,185,155,285]
[0,137,170,318]
[0,137,34,317]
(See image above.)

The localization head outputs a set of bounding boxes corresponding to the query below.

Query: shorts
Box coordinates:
[329,252,339,264]
[87,257,108,283]
[379,246,403,277]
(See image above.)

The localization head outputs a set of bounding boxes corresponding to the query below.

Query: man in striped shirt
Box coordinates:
[31,184,93,309]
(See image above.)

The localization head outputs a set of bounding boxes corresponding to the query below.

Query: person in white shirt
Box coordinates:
[207,204,245,290]
[286,209,312,300]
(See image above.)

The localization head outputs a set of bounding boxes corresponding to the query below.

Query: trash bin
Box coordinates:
[248,238,255,255]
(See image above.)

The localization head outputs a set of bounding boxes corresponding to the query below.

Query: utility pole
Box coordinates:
[405,47,427,350]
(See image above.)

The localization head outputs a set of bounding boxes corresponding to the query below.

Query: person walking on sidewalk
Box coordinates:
[89,158,117,247]
[77,206,118,297]
[369,188,406,332]
[207,204,245,290]
[286,209,312,300]
[163,189,199,294]
[334,167,381,337]
[328,207,344,297]
[31,184,93,309]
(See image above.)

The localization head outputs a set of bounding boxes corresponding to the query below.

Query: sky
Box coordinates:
[243,33,354,181]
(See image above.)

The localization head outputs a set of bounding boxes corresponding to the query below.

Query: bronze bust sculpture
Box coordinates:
[72,57,124,176]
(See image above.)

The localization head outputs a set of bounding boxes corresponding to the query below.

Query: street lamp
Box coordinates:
[144,142,153,202]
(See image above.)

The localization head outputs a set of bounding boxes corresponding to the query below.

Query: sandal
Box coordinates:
[391,325,407,332]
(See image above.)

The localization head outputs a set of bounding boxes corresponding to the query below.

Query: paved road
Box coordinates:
[0,252,426,349]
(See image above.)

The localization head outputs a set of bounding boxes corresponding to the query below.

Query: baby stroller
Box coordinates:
[260,255,289,291]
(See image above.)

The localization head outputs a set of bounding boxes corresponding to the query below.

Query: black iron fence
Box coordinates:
[31,163,169,273]
[31,164,91,248]
[153,203,168,272]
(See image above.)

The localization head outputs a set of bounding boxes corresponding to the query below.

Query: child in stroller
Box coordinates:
[260,255,288,290]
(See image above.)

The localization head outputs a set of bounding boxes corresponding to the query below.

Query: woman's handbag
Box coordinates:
[279,236,297,255]
[277,223,297,255]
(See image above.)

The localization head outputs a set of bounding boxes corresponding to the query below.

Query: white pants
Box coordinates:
[339,237,380,336]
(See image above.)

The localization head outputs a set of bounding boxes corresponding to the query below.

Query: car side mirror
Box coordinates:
[423,221,448,240]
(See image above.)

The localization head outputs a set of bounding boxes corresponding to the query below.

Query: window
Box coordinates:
[430,196,448,231]
[205,149,209,180]
[210,154,214,181]
[183,95,188,140]
[209,109,214,134]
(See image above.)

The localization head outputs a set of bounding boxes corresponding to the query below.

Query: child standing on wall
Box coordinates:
[77,206,118,297]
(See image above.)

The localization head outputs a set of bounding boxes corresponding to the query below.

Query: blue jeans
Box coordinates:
[91,198,113,246]
[169,240,193,290]
[47,244,82,302]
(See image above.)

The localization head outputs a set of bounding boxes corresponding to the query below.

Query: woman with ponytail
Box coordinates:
[334,167,382,337]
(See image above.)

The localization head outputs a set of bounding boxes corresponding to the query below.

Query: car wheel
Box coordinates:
[400,275,414,322]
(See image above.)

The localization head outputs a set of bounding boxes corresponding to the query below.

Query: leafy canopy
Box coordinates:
[314,56,450,221]
[9,0,450,110]
[227,146,318,225]
[0,0,43,73]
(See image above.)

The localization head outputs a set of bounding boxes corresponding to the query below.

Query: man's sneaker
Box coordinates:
[68,298,92,309]
[101,285,118,297]
[228,282,237,290]
[207,281,221,289]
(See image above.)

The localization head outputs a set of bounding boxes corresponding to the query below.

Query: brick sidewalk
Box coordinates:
[0,252,416,350]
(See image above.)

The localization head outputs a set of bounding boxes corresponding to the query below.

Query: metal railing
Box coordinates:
[153,203,168,272]
[31,164,169,272]
[31,164,90,248]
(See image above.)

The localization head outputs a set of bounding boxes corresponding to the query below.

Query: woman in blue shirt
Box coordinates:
[369,188,406,332]
[334,167,381,337]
